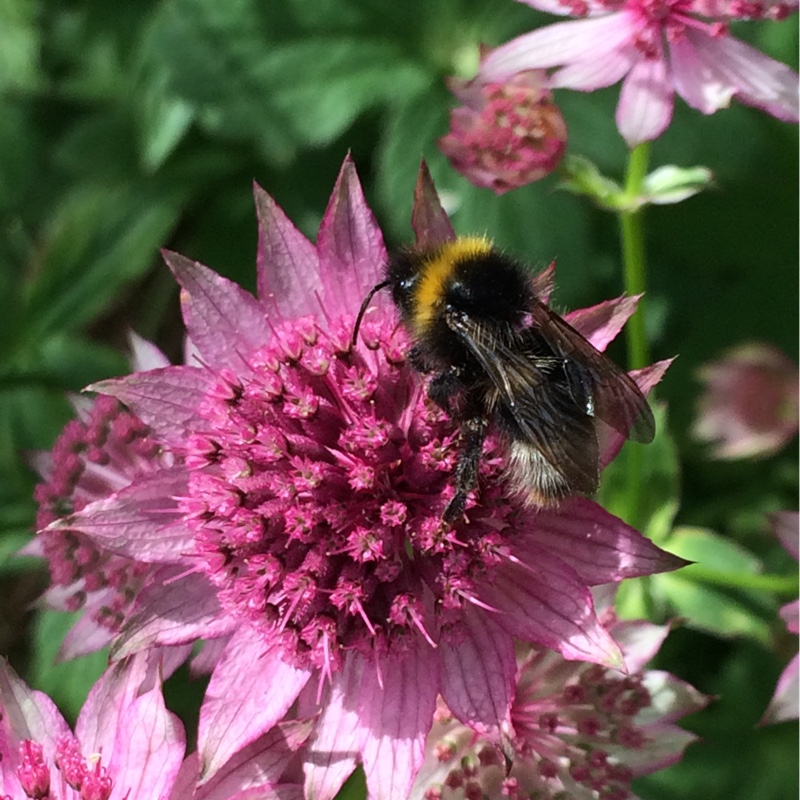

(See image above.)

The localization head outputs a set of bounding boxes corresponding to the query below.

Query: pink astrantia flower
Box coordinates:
[480,0,799,145]
[761,511,799,724]
[439,70,568,193]
[0,654,185,800]
[47,156,682,800]
[693,342,799,459]
[29,337,195,668]
[411,611,708,800]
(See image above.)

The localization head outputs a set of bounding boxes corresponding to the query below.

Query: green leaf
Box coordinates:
[656,527,776,643]
[29,610,109,722]
[641,165,715,205]
[558,155,623,211]
[0,0,42,92]
[22,182,186,339]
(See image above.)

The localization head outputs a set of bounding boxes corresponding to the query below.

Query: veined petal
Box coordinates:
[58,613,115,661]
[676,30,799,122]
[255,183,324,321]
[76,654,153,751]
[197,721,313,800]
[639,670,711,724]
[482,15,634,80]
[518,0,619,14]
[304,653,366,800]
[565,294,642,352]
[439,609,515,738]
[317,156,388,319]
[199,628,312,783]
[47,469,191,563]
[113,570,236,659]
[520,498,686,585]
[88,366,214,446]
[617,54,675,145]
[411,160,456,248]
[479,556,624,667]
[108,674,186,800]
[0,661,70,757]
[358,641,439,800]
[165,251,272,371]
[551,45,636,90]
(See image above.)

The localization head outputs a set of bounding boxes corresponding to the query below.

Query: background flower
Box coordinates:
[693,343,799,460]
[480,0,799,144]
[0,654,185,800]
[411,611,709,800]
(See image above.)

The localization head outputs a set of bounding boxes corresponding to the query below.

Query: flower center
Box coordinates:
[180,311,518,674]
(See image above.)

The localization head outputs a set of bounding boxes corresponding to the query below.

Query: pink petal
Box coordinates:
[304,653,366,800]
[107,673,186,800]
[639,670,711,724]
[770,511,799,561]
[317,155,387,319]
[55,603,116,660]
[164,251,272,371]
[478,556,624,667]
[199,628,312,783]
[519,498,686,585]
[761,653,800,724]
[358,641,439,800]
[254,183,324,320]
[565,294,641,352]
[673,30,799,122]
[611,619,672,673]
[113,570,236,658]
[616,53,675,145]
[128,331,171,371]
[518,0,616,13]
[88,366,214,446]
[48,469,190,562]
[0,660,70,760]
[439,609,515,738]
[76,654,153,752]
[780,598,800,635]
[481,15,634,80]
[551,46,636,91]
[410,160,456,248]
[197,721,313,800]
[608,721,699,775]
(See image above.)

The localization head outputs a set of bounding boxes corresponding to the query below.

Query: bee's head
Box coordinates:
[385,249,422,318]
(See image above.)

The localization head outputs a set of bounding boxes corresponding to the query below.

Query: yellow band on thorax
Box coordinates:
[412,236,493,334]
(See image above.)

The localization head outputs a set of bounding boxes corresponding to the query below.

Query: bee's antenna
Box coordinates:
[351,280,391,348]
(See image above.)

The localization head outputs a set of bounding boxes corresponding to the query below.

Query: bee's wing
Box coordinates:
[527,301,655,443]
[444,310,599,494]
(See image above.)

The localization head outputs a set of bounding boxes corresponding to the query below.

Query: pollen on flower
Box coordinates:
[177,310,522,677]
[34,395,166,634]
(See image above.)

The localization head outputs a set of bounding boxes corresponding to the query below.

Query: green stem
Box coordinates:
[619,142,651,372]
[681,565,800,597]
[617,143,651,529]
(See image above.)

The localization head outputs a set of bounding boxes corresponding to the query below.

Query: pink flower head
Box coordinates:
[30,337,178,661]
[411,612,709,800]
[0,654,185,800]
[761,511,799,725]
[51,157,682,799]
[439,70,568,193]
[693,342,799,459]
[480,0,799,145]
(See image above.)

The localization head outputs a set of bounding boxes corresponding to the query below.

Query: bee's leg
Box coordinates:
[443,415,488,522]
[427,366,463,411]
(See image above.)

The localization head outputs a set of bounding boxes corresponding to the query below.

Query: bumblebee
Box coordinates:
[354,236,655,522]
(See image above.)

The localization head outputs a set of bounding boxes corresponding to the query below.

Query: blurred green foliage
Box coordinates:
[0,1,796,797]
